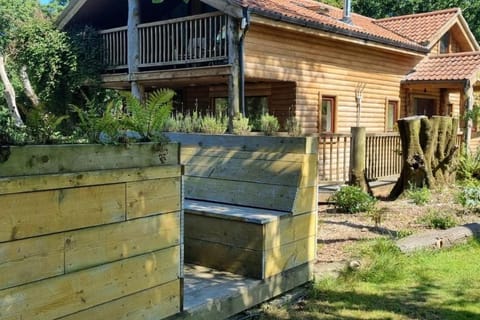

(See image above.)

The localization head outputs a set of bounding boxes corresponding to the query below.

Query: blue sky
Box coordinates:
[39,0,51,4]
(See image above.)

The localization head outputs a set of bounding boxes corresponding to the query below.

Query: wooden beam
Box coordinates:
[201,0,243,18]
[56,0,88,29]
[128,0,143,99]
[228,16,240,132]
[464,80,474,150]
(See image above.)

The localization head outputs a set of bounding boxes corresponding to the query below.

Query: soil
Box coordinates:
[315,185,480,266]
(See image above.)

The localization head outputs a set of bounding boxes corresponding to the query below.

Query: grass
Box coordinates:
[260,239,480,320]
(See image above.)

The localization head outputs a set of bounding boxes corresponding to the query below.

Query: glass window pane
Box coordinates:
[322,99,332,132]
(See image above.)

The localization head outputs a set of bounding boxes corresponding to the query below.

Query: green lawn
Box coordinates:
[261,239,480,320]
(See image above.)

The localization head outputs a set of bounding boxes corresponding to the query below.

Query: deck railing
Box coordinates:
[318,134,351,183]
[99,12,229,70]
[319,132,465,183]
[99,27,128,69]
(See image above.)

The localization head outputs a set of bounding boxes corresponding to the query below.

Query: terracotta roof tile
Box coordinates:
[232,0,427,52]
[375,8,459,45]
[404,52,480,82]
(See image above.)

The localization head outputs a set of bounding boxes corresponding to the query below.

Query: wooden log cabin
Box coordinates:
[58,0,480,182]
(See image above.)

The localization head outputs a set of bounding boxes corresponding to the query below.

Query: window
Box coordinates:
[212,96,269,130]
[415,98,436,117]
[321,96,335,133]
[440,32,450,54]
[386,101,398,132]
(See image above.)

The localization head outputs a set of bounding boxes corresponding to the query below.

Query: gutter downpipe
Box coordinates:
[239,8,250,116]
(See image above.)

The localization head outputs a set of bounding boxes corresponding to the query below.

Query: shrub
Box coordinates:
[456,148,480,181]
[201,114,227,134]
[285,115,302,136]
[232,113,251,135]
[417,209,457,230]
[406,185,431,205]
[456,181,480,213]
[0,107,29,145]
[260,113,279,136]
[330,185,377,213]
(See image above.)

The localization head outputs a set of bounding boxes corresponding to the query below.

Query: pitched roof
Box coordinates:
[375,8,459,46]
[404,52,480,82]
[230,0,427,52]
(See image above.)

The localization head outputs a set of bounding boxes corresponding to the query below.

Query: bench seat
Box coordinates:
[166,133,318,280]
[184,199,316,279]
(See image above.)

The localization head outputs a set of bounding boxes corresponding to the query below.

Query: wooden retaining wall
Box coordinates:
[0,143,183,320]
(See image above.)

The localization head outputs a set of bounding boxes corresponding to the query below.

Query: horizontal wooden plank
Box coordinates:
[0,143,179,177]
[184,156,304,187]
[58,280,181,320]
[0,184,126,242]
[127,177,181,219]
[0,247,180,320]
[185,211,264,251]
[264,236,316,278]
[184,200,289,224]
[0,166,182,196]
[185,240,263,278]
[0,234,64,290]
[181,147,306,162]
[65,212,181,273]
[165,133,317,154]
[180,263,313,320]
[184,176,296,212]
[264,212,317,250]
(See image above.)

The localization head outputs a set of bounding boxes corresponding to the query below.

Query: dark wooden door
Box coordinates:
[415,98,436,117]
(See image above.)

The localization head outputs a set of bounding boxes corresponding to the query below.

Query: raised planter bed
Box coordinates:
[0,143,183,320]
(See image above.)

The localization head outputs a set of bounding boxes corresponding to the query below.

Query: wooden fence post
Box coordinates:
[349,127,369,192]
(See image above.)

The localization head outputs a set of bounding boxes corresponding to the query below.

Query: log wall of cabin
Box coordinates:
[244,22,423,134]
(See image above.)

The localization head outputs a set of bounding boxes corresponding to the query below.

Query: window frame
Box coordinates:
[320,95,336,133]
[385,100,399,132]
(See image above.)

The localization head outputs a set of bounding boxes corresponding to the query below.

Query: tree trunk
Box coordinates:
[0,54,23,126]
[396,223,480,253]
[349,127,371,193]
[20,65,40,108]
[389,116,459,199]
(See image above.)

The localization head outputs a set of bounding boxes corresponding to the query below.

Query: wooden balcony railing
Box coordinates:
[99,12,229,70]
[318,133,351,183]
[99,26,128,69]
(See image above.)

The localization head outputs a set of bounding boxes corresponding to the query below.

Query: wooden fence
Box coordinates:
[319,132,465,183]
[99,12,229,70]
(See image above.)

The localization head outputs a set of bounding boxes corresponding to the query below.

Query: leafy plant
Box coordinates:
[366,206,386,228]
[456,181,480,213]
[456,147,480,181]
[417,209,457,230]
[123,89,175,141]
[0,107,29,145]
[232,113,251,135]
[405,184,431,205]
[285,108,302,136]
[330,185,377,213]
[201,114,227,134]
[260,113,279,136]
[72,98,126,144]
[25,107,68,144]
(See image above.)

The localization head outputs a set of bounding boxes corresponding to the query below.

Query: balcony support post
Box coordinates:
[128,0,143,100]
[227,16,240,133]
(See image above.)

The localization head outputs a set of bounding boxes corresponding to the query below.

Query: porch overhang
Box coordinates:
[402,52,480,89]
[101,65,232,90]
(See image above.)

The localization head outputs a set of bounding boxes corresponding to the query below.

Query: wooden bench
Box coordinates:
[166,133,318,280]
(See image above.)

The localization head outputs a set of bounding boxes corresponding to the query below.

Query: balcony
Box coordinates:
[99,12,230,71]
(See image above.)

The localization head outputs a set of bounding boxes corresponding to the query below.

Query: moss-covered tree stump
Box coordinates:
[389,116,459,199]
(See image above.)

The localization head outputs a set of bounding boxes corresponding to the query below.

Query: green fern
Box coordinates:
[123,89,175,141]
